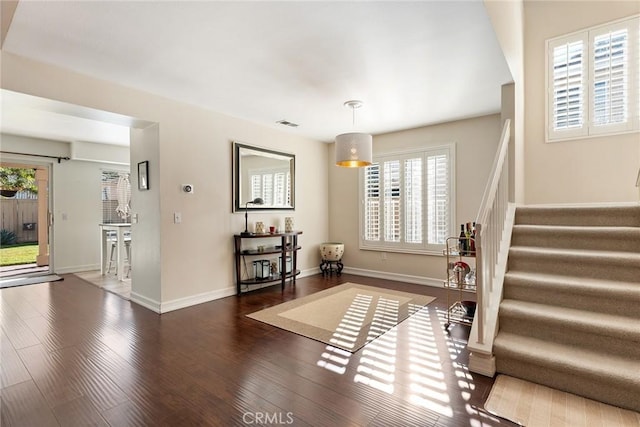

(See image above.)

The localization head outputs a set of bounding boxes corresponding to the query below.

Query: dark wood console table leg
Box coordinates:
[280,235,286,291]
[292,234,298,285]
[234,236,242,295]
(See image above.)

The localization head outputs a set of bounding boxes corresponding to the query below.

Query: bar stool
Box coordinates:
[107,238,131,276]
[105,232,118,274]
[125,240,132,278]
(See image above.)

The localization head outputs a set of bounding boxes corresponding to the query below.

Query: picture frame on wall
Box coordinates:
[138,161,149,190]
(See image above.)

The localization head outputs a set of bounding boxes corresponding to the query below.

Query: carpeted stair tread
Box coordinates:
[511,224,640,252]
[515,205,640,227]
[503,271,640,301]
[493,332,639,390]
[494,204,640,411]
[509,246,640,265]
[499,299,640,343]
[508,246,640,282]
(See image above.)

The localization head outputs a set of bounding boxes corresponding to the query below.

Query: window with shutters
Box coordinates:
[360,144,455,254]
[101,170,130,224]
[546,15,639,141]
[249,168,291,207]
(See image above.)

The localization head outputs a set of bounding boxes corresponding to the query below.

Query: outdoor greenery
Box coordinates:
[0,167,37,193]
[0,229,17,245]
[0,243,38,266]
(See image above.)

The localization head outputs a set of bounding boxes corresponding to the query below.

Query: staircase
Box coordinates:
[493,205,640,412]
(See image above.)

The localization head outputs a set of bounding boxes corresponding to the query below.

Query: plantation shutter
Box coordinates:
[274,172,286,206]
[383,160,401,242]
[426,152,449,245]
[262,174,273,205]
[359,144,454,253]
[102,171,118,223]
[549,35,587,139]
[250,175,261,200]
[363,163,380,242]
[404,157,422,244]
[546,16,639,141]
[591,23,632,133]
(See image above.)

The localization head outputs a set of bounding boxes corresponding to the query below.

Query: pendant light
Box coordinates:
[335,100,372,167]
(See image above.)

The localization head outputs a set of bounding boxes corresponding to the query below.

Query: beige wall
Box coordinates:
[484,0,524,204]
[328,114,503,285]
[1,52,328,311]
[524,1,640,204]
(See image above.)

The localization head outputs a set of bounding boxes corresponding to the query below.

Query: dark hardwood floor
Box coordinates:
[0,273,516,426]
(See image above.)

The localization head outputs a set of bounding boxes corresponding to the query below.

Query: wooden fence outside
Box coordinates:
[0,199,38,243]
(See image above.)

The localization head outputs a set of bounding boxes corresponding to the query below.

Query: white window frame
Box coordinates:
[546,15,640,142]
[359,144,456,255]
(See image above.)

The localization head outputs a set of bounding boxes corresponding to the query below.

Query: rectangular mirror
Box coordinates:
[233,142,295,212]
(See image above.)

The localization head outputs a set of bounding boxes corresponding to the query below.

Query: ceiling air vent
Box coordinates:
[276,119,299,128]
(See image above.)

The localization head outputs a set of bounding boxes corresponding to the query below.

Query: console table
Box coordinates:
[234,231,302,295]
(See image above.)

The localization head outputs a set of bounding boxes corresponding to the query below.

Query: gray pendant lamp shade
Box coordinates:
[335,132,373,167]
[335,100,372,167]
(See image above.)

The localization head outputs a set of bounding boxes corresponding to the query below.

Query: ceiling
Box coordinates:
[1,1,512,146]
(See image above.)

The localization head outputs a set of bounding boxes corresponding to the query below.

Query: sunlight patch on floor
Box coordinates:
[407,306,454,417]
[315,296,500,424]
[317,294,373,373]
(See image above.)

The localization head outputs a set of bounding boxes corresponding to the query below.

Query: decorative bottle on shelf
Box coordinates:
[465,222,473,256]
[458,224,467,255]
[469,222,476,255]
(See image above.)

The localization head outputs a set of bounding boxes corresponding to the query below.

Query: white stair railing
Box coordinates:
[467,119,514,376]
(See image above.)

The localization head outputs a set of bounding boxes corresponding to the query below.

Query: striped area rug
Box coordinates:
[247,282,435,352]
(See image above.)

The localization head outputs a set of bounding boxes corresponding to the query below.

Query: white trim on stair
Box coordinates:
[468,202,516,376]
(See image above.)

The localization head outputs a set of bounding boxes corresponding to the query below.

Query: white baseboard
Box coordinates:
[130,292,161,313]
[54,264,100,274]
[135,273,326,312]
[299,267,320,278]
[131,267,440,314]
[469,351,496,377]
[341,266,442,288]
[159,287,236,313]
[131,287,237,314]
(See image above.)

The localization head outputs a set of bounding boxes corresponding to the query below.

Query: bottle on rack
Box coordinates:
[469,222,476,255]
[465,223,472,256]
[458,224,467,255]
